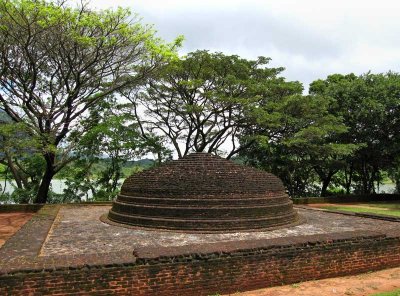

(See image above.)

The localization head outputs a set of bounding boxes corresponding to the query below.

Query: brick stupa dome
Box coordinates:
[107,153,300,232]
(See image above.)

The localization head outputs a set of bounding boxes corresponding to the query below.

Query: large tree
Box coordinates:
[0,110,46,202]
[240,92,353,197]
[0,0,181,203]
[124,50,293,159]
[310,72,400,194]
[62,98,162,202]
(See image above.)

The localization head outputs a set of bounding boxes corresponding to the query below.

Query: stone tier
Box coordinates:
[117,194,290,206]
[108,210,299,232]
[111,199,294,219]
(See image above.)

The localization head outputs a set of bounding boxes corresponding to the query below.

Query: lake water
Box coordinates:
[0,179,95,200]
[0,179,70,195]
[0,179,396,197]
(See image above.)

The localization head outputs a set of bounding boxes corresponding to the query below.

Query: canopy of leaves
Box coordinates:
[0,0,182,202]
[310,72,400,194]
[126,50,295,158]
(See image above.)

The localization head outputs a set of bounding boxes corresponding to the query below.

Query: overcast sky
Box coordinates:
[92,0,400,92]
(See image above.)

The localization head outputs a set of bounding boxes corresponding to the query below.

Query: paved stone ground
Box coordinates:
[0,212,33,247]
[40,205,400,256]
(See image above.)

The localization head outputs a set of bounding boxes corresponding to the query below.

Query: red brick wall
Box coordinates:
[1,234,400,296]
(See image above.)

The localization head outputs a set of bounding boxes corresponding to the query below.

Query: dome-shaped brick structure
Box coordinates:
[107,153,301,232]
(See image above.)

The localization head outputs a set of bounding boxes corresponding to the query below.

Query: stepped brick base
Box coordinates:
[1,205,400,296]
[109,153,300,231]
[1,230,400,295]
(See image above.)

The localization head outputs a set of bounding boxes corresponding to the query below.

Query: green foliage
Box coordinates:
[57,159,96,203]
[0,120,45,202]
[0,1,399,202]
[55,98,156,202]
[0,163,6,174]
[241,91,355,197]
[0,0,181,57]
[310,72,400,194]
[0,0,181,203]
[388,158,400,194]
[240,71,400,197]
[129,50,293,158]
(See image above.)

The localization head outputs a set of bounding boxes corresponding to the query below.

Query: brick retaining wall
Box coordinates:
[1,230,400,295]
[0,204,43,213]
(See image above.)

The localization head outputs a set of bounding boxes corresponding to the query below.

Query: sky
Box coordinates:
[91,0,400,93]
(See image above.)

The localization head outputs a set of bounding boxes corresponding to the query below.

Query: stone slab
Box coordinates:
[40,205,399,256]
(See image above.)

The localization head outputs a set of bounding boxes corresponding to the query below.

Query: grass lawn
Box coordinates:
[320,203,400,217]
[371,289,400,296]
[360,203,400,210]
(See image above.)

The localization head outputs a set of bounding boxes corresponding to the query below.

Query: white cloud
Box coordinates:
[90,0,400,91]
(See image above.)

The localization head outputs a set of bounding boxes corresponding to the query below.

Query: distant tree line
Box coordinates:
[0,0,399,203]
[244,72,400,196]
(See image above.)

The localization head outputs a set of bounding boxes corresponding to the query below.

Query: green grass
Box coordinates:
[370,289,400,296]
[321,205,400,217]
[360,202,400,210]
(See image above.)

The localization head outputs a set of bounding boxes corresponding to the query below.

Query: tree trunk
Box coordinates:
[156,151,162,164]
[370,172,376,194]
[361,160,371,194]
[5,152,23,189]
[344,164,353,195]
[320,180,329,197]
[320,173,334,197]
[34,153,55,204]
[4,148,30,189]
[314,166,336,197]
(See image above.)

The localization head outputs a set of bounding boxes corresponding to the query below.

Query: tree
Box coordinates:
[0,0,182,203]
[67,98,159,201]
[388,157,400,194]
[123,50,290,159]
[0,112,45,202]
[240,93,353,197]
[310,72,400,194]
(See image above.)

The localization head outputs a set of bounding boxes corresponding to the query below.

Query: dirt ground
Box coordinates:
[228,267,400,296]
[0,212,33,247]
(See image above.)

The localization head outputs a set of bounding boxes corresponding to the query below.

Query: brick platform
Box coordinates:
[1,204,400,295]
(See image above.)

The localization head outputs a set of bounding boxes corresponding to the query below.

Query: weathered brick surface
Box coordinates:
[1,231,400,295]
[1,205,400,295]
[110,153,299,231]
[121,153,285,196]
